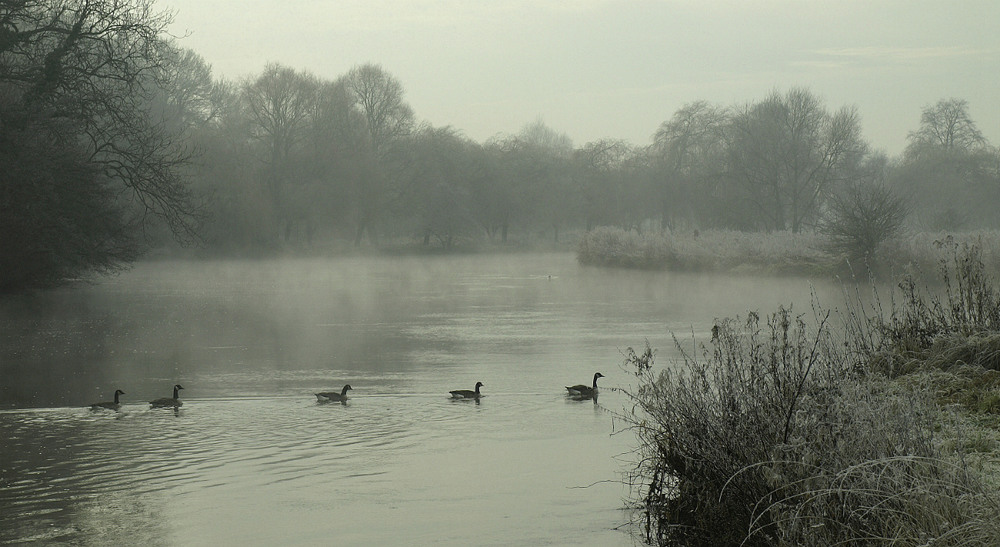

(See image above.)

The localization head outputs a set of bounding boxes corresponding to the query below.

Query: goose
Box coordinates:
[316,384,352,403]
[450,382,484,399]
[150,384,184,408]
[90,389,125,411]
[566,372,603,399]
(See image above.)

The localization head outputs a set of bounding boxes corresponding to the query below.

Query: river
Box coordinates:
[0,253,844,545]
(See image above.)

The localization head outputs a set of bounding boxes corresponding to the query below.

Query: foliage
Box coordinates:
[625,236,1000,546]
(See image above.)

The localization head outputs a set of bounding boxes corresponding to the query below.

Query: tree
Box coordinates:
[401,125,476,248]
[650,101,731,230]
[896,99,999,229]
[469,140,518,242]
[575,139,643,232]
[154,47,218,134]
[342,63,414,245]
[726,88,867,232]
[821,154,909,262]
[303,79,373,242]
[905,98,987,159]
[0,0,197,291]
[515,119,575,242]
[242,63,318,242]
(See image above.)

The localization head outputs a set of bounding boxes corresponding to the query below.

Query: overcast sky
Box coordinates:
[158,0,999,155]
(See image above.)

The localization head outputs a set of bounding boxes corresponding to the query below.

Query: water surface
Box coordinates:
[0,253,842,545]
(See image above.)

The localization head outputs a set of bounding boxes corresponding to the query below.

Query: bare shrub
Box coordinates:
[623,304,1000,546]
[820,181,909,263]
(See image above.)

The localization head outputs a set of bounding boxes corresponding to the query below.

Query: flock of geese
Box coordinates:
[89,384,184,411]
[89,373,605,411]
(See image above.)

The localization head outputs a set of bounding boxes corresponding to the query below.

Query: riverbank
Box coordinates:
[577,226,1000,280]
[624,242,1000,545]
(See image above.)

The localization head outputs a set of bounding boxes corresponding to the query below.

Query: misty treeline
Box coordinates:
[3,0,1000,291]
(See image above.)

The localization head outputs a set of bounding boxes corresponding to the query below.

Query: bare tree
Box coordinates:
[1,0,198,291]
[821,153,909,261]
[242,63,318,241]
[727,88,866,232]
[343,63,414,157]
[342,63,414,245]
[896,98,999,229]
[905,98,987,158]
[651,101,730,230]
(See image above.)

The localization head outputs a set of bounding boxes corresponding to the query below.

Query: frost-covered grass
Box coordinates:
[578,226,1000,279]
[623,241,1000,546]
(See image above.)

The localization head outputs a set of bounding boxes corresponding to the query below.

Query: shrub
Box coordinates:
[623,305,1000,546]
[820,181,909,263]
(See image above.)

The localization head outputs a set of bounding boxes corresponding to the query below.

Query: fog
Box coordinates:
[160,0,1000,155]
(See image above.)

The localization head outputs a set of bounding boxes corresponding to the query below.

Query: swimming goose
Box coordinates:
[150,384,184,408]
[316,384,352,403]
[90,389,125,411]
[566,372,603,398]
[450,382,484,399]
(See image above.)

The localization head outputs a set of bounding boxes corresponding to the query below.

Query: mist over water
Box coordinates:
[0,252,845,545]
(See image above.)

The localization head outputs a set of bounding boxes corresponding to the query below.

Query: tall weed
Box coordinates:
[624,299,1000,545]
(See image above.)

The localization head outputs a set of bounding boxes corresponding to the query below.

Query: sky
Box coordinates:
[157,0,999,156]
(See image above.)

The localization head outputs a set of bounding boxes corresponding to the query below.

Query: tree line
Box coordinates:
[3,0,999,291]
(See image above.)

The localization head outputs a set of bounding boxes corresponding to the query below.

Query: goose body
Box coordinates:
[316,384,352,403]
[566,372,603,399]
[90,389,125,411]
[150,384,184,408]
[450,382,484,399]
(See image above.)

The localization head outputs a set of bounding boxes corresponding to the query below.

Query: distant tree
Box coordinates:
[342,63,415,245]
[726,88,867,232]
[303,79,373,242]
[905,98,987,159]
[469,140,518,242]
[515,120,575,242]
[575,139,643,232]
[401,125,476,248]
[821,154,909,262]
[0,0,197,291]
[896,98,1000,229]
[242,63,319,242]
[519,117,574,152]
[650,101,731,230]
[187,80,275,252]
[155,48,219,134]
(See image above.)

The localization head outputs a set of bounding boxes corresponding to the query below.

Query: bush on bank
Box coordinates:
[624,241,1000,546]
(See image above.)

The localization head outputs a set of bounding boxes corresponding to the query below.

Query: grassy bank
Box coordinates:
[623,242,1000,546]
[578,226,1000,278]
